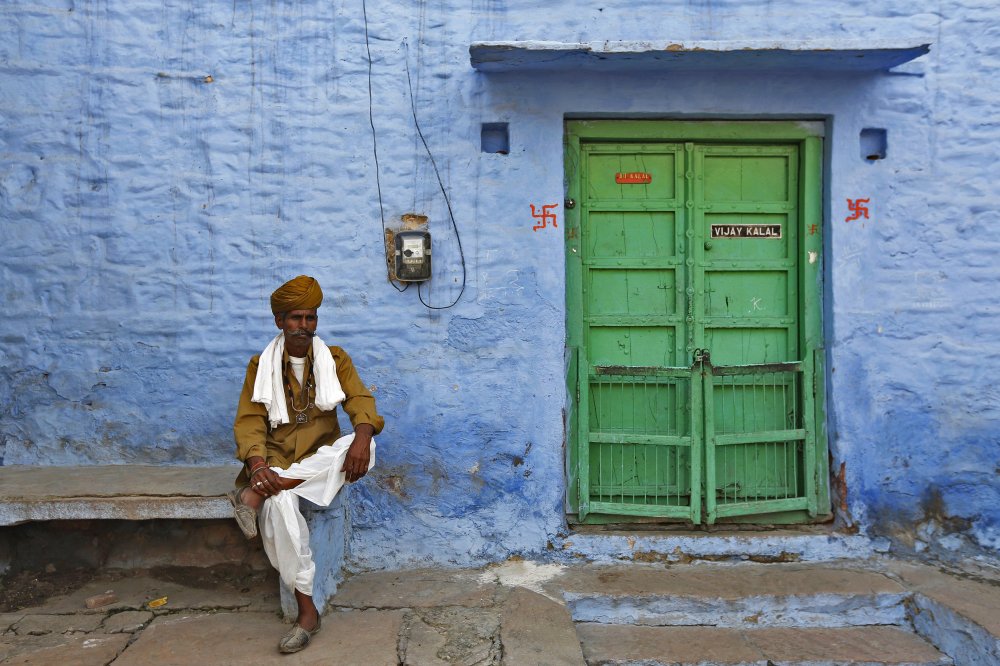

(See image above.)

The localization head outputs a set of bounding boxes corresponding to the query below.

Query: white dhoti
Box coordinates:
[258,433,375,596]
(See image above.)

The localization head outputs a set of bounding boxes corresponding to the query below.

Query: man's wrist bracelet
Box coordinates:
[249,465,268,478]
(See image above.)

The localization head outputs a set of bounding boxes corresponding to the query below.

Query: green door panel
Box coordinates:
[585,148,679,200]
[705,271,789,317]
[702,154,791,202]
[589,327,676,366]
[589,270,677,316]
[566,120,829,525]
[704,329,790,365]
[587,211,678,258]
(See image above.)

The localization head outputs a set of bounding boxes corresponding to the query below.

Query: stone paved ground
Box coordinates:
[1,559,997,665]
[0,563,584,665]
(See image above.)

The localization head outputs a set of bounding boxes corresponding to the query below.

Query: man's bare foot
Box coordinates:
[294,590,320,631]
[278,591,321,653]
[240,486,265,511]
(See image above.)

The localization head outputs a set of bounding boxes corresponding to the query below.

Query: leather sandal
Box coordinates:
[226,488,258,539]
[278,617,321,654]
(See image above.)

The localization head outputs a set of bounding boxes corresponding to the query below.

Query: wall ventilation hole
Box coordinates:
[860,128,887,161]
[481,123,509,154]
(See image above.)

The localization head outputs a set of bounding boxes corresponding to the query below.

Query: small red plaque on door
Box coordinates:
[615,172,652,184]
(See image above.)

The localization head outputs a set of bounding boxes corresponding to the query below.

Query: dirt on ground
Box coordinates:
[0,565,275,612]
[0,568,111,612]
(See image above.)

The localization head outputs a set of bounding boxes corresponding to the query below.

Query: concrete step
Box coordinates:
[887,561,1000,666]
[577,624,953,666]
[552,563,909,628]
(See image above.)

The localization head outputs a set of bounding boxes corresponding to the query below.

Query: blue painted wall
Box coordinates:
[1,1,997,566]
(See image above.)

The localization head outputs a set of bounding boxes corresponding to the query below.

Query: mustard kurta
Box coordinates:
[233,345,384,486]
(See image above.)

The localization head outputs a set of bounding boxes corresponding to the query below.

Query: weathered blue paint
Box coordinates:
[567,591,909,628]
[1,1,998,568]
[909,593,1000,666]
[547,533,877,568]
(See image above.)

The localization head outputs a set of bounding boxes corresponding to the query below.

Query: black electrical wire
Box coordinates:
[404,41,467,310]
[362,0,408,293]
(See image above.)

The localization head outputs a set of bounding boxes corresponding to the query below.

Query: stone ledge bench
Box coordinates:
[0,465,347,617]
[0,465,240,525]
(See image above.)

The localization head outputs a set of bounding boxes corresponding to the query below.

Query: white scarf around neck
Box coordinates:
[251,333,346,429]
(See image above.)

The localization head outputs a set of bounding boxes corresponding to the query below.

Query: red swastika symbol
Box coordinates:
[531,203,559,231]
[845,198,870,222]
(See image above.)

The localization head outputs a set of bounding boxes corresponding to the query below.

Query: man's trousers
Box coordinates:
[258,433,376,596]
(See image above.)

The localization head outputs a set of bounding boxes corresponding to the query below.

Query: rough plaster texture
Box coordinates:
[1,0,998,568]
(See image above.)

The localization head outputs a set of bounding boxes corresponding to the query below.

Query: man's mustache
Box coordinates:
[286,330,316,338]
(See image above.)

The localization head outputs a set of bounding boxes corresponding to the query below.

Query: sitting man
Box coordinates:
[228,275,384,654]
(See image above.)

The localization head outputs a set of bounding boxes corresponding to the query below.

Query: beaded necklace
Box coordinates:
[285,362,315,424]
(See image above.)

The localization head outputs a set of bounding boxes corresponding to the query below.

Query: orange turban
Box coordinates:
[270,275,323,314]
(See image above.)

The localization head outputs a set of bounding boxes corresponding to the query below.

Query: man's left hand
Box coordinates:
[342,423,375,483]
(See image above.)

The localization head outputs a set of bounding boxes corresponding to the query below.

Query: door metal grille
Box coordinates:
[578,350,817,524]
[581,361,700,522]
[702,351,816,523]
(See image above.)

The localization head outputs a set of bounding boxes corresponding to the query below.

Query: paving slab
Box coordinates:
[743,626,951,665]
[886,561,1000,636]
[501,587,586,666]
[114,609,404,666]
[0,634,66,662]
[0,614,25,633]
[0,633,129,665]
[101,609,154,633]
[550,563,904,599]
[10,613,105,635]
[402,615,450,665]
[411,606,501,665]
[578,624,765,664]
[332,568,499,609]
[577,625,950,665]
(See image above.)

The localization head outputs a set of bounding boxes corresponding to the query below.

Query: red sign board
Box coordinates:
[615,172,652,184]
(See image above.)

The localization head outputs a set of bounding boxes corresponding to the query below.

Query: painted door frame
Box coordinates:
[564,119,830,524]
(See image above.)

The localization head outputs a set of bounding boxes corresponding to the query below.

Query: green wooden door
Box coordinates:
[566,121,829,525]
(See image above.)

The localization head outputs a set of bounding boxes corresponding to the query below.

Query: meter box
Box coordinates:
[393,230,431,282]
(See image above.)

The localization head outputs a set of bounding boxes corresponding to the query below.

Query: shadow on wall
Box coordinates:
[872,486,999,564]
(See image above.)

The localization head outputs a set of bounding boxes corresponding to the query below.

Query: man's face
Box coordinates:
[275,309,318,353]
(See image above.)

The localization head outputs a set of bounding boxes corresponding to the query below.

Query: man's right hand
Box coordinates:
[246,456,283,497]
